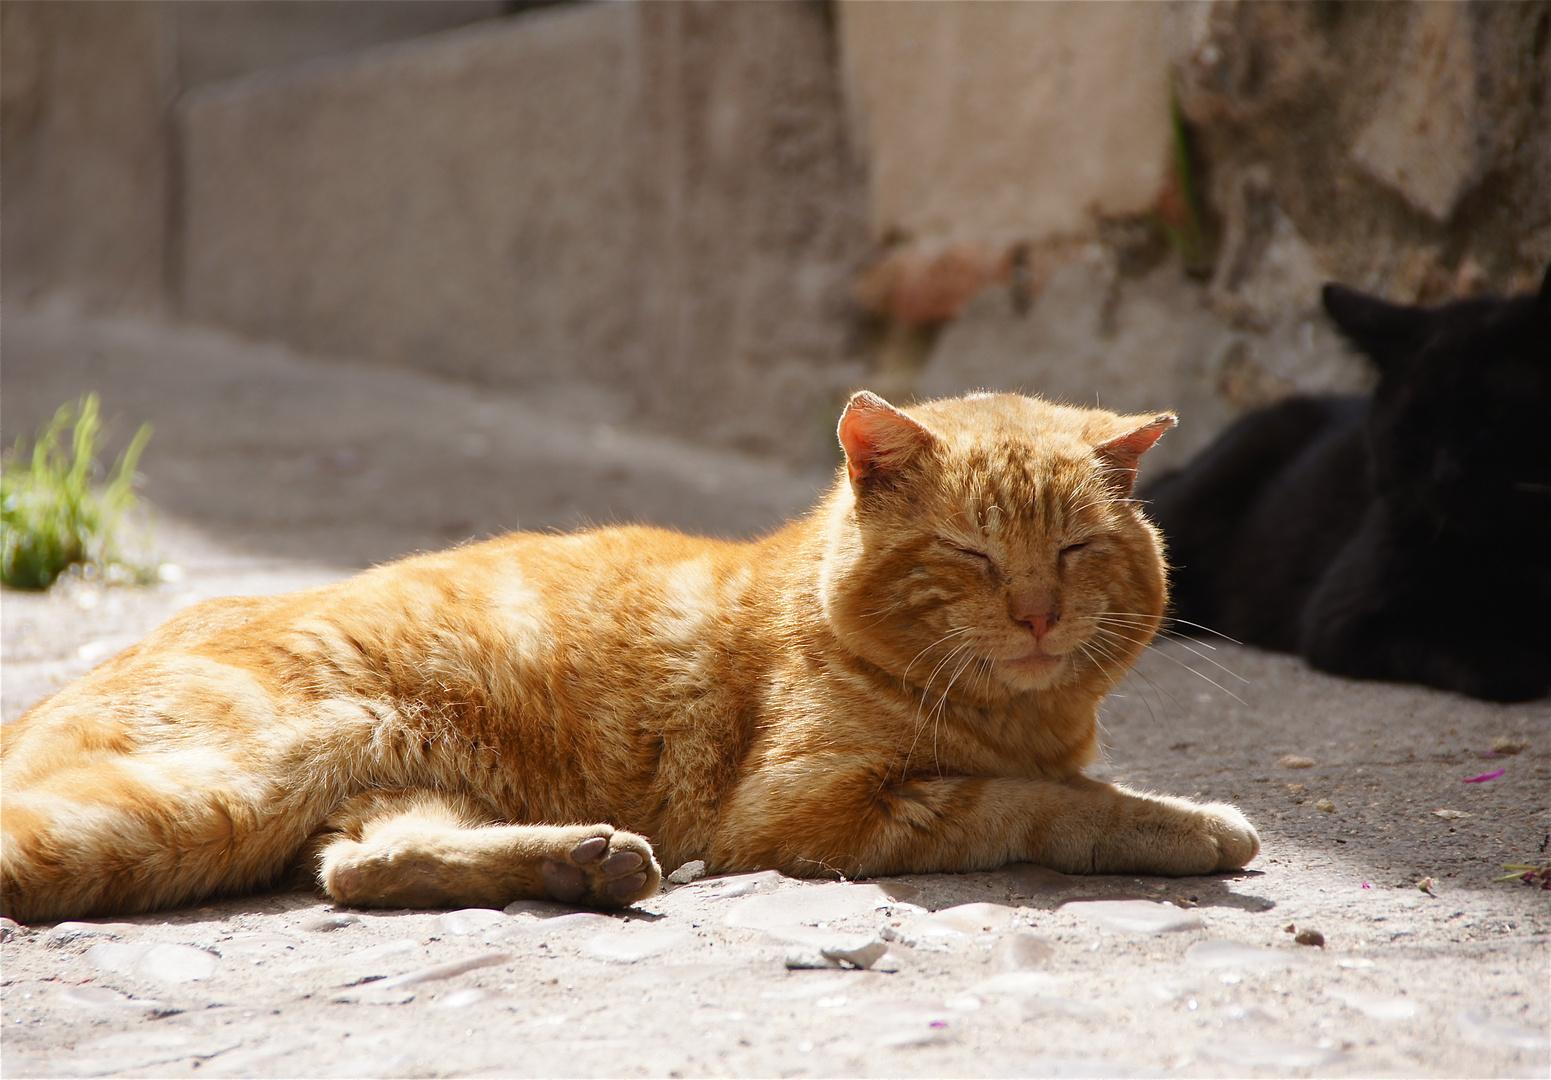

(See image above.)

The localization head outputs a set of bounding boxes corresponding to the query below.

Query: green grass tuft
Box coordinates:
[1,394,155,591]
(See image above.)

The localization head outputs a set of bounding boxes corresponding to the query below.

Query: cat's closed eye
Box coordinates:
[1060,541,1091,558]
[941,540,996,569]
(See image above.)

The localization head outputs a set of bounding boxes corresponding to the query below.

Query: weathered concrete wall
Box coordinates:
[1,1,172,313]
[883,0,1550,475]
[180,2,866,464]
[1176,0,1551,311]
[8,0,1546,472]
[837,0,1175,245]
[172,1,506,89]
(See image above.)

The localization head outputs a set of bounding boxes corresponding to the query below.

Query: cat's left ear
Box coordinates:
[838,391,935,484]
[1322,283,1431,373]
[1094,413,1176,496]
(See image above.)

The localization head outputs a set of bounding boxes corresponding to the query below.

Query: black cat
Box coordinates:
[1144,267,1551,702]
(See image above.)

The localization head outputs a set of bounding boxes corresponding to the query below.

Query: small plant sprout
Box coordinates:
[1,394,155,590]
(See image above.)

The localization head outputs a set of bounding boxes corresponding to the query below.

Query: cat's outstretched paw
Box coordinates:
[1198,802,1260,871]
[542,825,662,908]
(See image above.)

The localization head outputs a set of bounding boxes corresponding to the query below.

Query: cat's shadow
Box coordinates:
[872,864,1276,915]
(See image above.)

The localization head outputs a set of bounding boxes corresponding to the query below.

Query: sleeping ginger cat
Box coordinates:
[1,392,1258,923]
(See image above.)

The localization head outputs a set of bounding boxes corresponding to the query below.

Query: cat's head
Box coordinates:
[819,391,1173,703]
[1323,265,1551,541]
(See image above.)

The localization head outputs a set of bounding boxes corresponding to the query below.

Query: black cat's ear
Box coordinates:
[838,391,934,484]
[1095,413,1176,497]
[1322,283,1430,372]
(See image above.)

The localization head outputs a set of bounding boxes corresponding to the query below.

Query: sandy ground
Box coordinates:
[1,304,1547,1079]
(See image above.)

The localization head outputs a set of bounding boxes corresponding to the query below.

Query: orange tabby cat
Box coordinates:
[0,392,1258,923]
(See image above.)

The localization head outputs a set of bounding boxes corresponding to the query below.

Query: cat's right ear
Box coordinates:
[838,391,935,485]
[1322,283,1429,372]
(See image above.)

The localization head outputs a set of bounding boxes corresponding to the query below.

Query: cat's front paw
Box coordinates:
[542,825,662,908]
[1104,793,1261,876]
[1197,802,1260,871]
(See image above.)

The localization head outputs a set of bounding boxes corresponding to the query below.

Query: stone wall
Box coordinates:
[1,1,172,313]
[5,0,1547,470]
[837,0,1175,245]
[856,0,1551,471]
[179,2,866,464]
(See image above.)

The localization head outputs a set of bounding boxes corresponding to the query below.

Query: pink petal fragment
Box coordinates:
[1462,769,1505,783]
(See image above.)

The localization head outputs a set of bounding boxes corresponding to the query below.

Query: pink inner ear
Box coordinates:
[1095,413,1176,493]
[838,391,931,482]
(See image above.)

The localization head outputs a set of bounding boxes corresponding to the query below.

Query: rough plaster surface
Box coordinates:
[0,1,170,314]
[179,1,867,468]
[837,0,1174,243]
[915,253,1374,476]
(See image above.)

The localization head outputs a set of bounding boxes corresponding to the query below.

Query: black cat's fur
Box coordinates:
[1144,267,1551,702]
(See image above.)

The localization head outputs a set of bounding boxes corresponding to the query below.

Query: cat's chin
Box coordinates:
[998,648,1067,688]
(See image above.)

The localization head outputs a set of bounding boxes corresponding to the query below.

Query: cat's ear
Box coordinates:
[1322,283,1430,372]
[838,391,935,484]
[1094,413,1176,496]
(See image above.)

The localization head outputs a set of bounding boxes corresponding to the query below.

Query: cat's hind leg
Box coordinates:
[304,790,662,911]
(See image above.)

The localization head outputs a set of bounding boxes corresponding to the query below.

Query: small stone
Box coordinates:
[1201,1040,1342,1069]
[371,952,510,989]
[1432,809,1472,820]
[346,937,420,963]
[300,913,359,932]
[1185,940,1301,971]
[1455,1009,1551,1051]
[583,925,692,963]
[1315,798,1336,813]
[758,971,868,999]
[1490,735,1528,755]
[1286,783,1305,793]
[1061,899,1206,935]
[1215,1004,1280,1025]
[0,917,20,942]
[68,1031,244,1074]
[821,936,888,969]
[1021,995,1107,1019]
[218,933,298,957]
[700,869,787,899]
[1278,755,1316,769]
[919,902,1017,935]
[516,911,616,935]
[1010,1059,1160,1078]
[1294,929,1325,948]
[86,942,219,983]
[44,921,138,947]
[667,860,707,885]
[990,932,1056,972]
[722,881,892,929]
[1341,993,1417,1021]
[59,986,165,1013]
[437,908,509,936]
[970,970,1061,997]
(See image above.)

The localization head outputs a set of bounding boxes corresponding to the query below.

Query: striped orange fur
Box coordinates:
[0,392,1258,923]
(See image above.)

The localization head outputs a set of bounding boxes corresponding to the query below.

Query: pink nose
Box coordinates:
[1013,607,1060,642]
